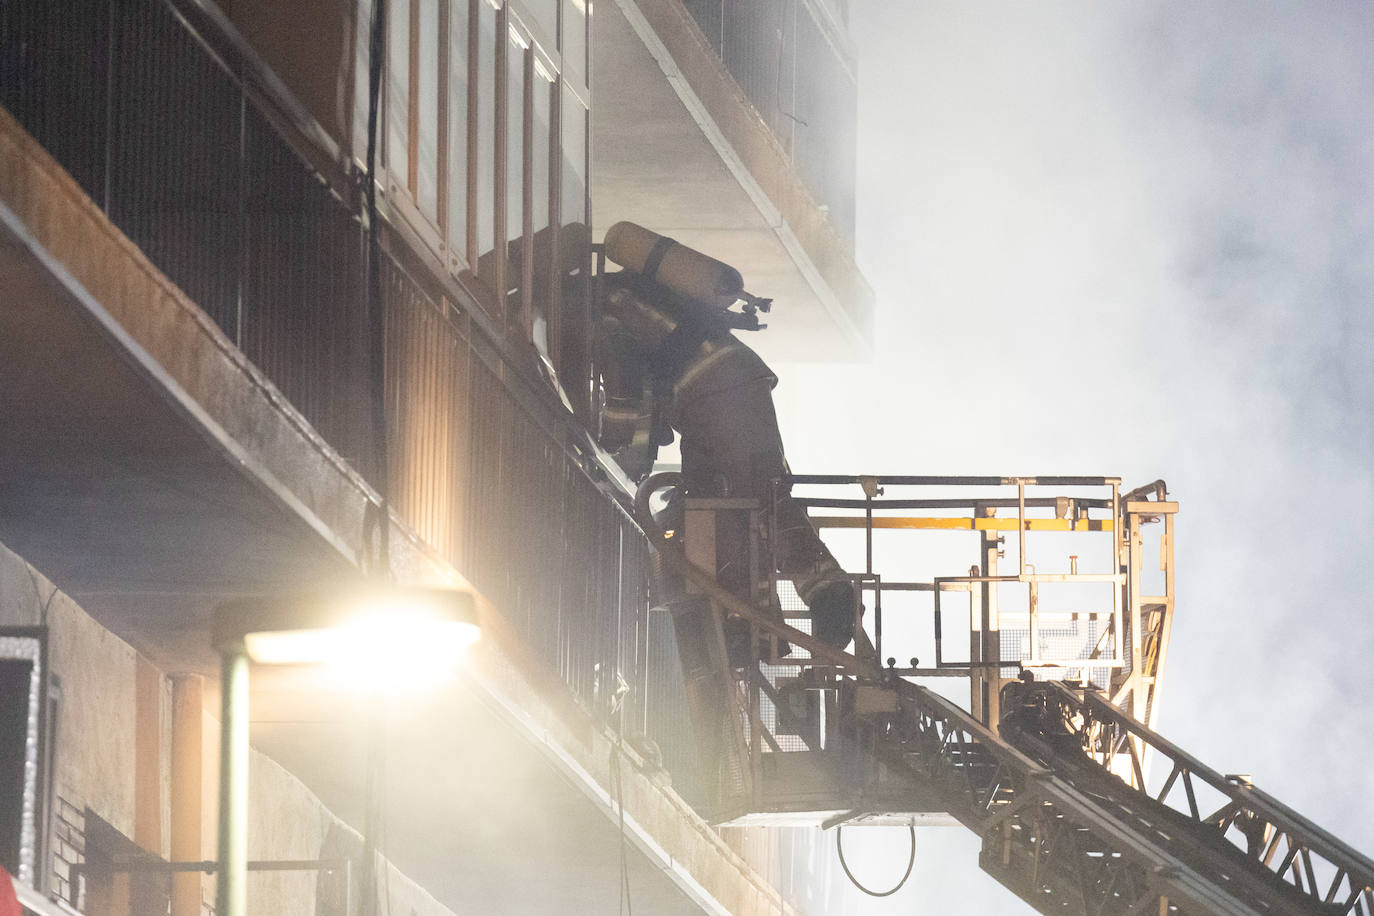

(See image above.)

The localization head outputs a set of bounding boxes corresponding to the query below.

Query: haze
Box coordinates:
[768,2,1374,911]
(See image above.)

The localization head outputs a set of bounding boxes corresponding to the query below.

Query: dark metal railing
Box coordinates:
[1,0,378,473]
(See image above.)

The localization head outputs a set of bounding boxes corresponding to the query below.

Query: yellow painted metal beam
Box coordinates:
[813,517,1113,532]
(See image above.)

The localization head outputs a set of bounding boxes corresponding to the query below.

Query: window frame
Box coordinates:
[368,0,586,352]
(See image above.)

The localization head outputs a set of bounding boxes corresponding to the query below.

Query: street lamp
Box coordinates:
[211,586,479,916]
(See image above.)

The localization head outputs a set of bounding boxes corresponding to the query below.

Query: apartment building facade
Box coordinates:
[0,0,870,912]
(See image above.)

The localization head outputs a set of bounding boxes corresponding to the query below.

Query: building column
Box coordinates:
[170,675,204,916]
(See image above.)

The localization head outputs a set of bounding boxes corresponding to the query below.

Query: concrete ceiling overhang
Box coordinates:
[0,203,353,670]
[591,0,874,366]
[245,664,704,915]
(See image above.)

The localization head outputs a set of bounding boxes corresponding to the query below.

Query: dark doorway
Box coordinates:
[0,657,36,876]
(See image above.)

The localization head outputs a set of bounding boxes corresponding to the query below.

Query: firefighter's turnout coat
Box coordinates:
[597,270,855,649]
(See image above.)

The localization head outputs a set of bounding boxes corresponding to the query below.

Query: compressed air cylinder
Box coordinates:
[603,221,744,310]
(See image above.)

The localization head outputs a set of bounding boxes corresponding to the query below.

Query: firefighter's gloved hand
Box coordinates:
[809,580,857,649]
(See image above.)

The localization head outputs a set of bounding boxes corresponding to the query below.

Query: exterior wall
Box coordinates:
[719,826,853,916]
[48,599,141,849]
[0,539,457,916]
[0,0,869,911]
[676,0,859,244]
[606,0,875,343]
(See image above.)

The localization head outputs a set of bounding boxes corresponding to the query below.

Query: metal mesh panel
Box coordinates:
[558,463,596,703]
[107,0,244,334]
[508,407,565,679]
[593,506,623,703]
[1001,617,1116,688]
[465,356,511,609]
[775,578,809,621]
[0,0,110,204]
[569,472,624,706]
[728,579,811,754]
[998,619,1104,663]
[384,261,469,558]
[243,106,372,477]
[642,609,706,806]
[618,516,650,722]
[1,0,381,477]
[718,679,750,803]
[757,610,811,753]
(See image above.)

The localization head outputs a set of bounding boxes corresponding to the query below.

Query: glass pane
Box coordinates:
[417,0,439,221]
[532,69,551,238]
[562,0,587,84]
[475,0,496,268]
[507,38,525,249]
[560,84,586,229]
[352,0,374,162]
[417,0,440,220]
[531,68,553,353]
[447,0,470,258]
[558,82,589,407]
[386,0,409,191]
[506,34,526,306]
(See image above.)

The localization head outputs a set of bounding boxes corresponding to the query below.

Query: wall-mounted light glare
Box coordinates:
[232,589,480,690]
[210,586,479,916]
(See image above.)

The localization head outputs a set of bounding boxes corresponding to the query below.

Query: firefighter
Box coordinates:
[596,224,857,651]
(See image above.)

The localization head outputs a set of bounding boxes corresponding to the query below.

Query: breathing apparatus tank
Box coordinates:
[603,221,745,310]
[594,221,771,480]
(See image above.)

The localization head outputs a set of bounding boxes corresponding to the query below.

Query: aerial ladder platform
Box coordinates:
[633,474,1374,915]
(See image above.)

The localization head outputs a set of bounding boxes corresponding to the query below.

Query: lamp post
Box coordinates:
[211,586,479,916]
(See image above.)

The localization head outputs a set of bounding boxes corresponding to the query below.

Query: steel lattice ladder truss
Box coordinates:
[635,474,1374,915]
[886,679,1374,913]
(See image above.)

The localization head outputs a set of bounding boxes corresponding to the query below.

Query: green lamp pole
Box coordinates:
[215,644,250,916]
[210,587,478,916]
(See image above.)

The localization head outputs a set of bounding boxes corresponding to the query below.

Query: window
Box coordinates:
[373,0,473,258]
[558,81,590,401]
[446,0,470,265]
[562,0,588,85]
[355,0,590,358]
[530,62,554,355]
[474,0,498,284]
[386,0,409,193]
[560,82,587,232]
[416,0,441,221]
[505,25,526,326]
[351,0,374,162]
